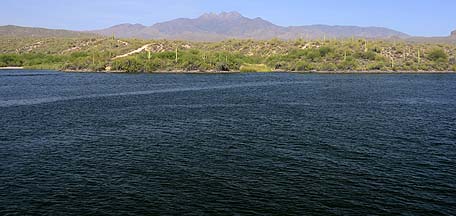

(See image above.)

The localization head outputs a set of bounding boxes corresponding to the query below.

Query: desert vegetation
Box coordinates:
[1,36,455,72]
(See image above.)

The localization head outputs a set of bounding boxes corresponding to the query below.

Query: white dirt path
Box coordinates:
[112,44,150,60]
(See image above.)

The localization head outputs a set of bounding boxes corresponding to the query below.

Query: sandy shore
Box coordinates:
[0,67,24,70]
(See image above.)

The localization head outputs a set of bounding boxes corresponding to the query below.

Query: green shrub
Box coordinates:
[295,61,314,71]
[26,63,62,70]
[216,62,230,71]
[271,61,292,71]
[144,59,162,72]
[318,46,332,57]
[338,58,358,70]
[89,62,107,72]
[427,49,448,62]
[0,54,23,66]
[111,58,144,72]
[355,51,377,60]
[306,50,321,62]
[318,63,337,71]
[367,61,386,70]
[70,52,89,58]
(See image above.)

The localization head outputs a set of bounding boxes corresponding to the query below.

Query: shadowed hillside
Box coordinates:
[0,25,96,38]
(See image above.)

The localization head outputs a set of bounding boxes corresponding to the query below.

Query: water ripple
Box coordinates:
[0,81,308,107]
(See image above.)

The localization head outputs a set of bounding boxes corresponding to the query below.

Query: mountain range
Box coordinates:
[0,12,455,42]
[91,12,409,41]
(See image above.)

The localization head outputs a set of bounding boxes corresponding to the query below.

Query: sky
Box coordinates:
[1,0,455,36]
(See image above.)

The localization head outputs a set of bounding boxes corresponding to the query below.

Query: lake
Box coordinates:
[0,70,455,215]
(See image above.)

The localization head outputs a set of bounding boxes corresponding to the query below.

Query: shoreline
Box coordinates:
[2,67,455,74]
[61,70,456,74]
[302,70,456,74]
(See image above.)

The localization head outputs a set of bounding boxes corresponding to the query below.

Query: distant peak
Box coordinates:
[451,30,456,37]
[113,23,145,28]
[199,11,243,19]
[220,11,242,17]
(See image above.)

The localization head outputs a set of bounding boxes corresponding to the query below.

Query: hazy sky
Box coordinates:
[1,0,454,36]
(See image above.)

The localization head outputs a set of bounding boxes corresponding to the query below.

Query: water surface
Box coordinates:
[1,70,455,215]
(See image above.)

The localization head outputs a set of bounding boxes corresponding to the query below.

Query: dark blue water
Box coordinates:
[1,70,455,215]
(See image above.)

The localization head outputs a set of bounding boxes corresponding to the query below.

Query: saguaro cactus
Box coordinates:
[417,49,421,64]
[403,48,407,61]
[202,53,207,63]
[391,57,395,69]
[175,47,178,63]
